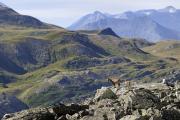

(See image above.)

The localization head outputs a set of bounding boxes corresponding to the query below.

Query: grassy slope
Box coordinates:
[143,40,180,60]
[143,40,180,81]
[0,25,66,43]
[1,26,180,107]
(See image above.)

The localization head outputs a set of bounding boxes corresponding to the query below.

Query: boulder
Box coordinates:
[132,108,162,120]
[96,99,119,108]
[119,115,149,120]
[52,103,89,117]
[162,109,180,120]
[118,88,160,114]
[93,87,117,102]
[2,107,54,120]
[175,81,180,101]
[93,107,121,120]
[175,81,180,90]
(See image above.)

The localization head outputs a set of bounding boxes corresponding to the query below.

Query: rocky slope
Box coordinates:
[2,82,180,120]
[0,93,28,119]
[143,40,180,60]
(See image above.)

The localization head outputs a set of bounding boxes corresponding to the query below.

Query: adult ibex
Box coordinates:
[108,77,133,91]
[108,77,121,90]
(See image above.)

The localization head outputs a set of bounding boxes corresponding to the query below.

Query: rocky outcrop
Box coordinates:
[99,28,120,38]
[65,56,130,69]
[3,82,180,120]
[118,88,160,112]
[93,87,117,102]
[164,70,180,83]
[2,103,89,120]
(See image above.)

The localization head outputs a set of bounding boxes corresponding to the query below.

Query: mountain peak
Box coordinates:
[83,11,107,23]
[165,6,176,10]
[92,11,107,18]
[93,11,103,15]
[99,28,120,38]
[161,6,177,13]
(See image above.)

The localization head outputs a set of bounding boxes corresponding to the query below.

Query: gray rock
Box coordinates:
[119,115,149,120]
[118,88,160,114]
[93,87,117,102]
[2,85,180,120]
[162,109,180,120]
[2,107,54,120]
[52,103,89,117]
[0,93,28,119]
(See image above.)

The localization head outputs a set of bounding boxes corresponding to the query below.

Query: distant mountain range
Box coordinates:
[68,6,180,42]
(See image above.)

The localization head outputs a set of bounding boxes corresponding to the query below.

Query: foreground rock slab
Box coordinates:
[2,103,89,120]
[2,83,180,120]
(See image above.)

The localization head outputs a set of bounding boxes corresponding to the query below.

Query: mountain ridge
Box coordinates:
[68,6,180,42]
[0,3,54,28]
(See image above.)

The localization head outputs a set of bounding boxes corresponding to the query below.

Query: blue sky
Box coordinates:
[1,0,180,27]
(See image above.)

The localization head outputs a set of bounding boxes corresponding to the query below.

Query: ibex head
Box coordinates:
[107,77,121,88]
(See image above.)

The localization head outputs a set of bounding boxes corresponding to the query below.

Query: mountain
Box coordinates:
[68,6,180,42]
[1,2,180,110]
[69,11,108,30]
[137,6,180,32]
[0,2,50,28]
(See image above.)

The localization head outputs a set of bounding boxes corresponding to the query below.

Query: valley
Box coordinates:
[0,2,180,119]
[1,24,180,108]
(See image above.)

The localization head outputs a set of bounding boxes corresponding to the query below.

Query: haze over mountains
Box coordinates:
[69,6,180,42]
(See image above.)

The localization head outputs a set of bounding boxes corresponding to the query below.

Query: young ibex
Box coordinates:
[124,80,132,90]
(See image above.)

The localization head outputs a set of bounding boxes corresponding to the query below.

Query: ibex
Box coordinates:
[108,77,121,90]
[108,77,133,91]
[124,80,132,90]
